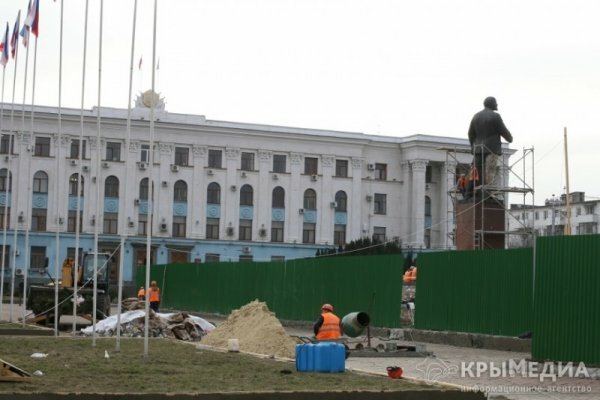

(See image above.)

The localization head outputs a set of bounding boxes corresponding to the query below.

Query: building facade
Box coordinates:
[0,95,475,288]
[508,192,600,247]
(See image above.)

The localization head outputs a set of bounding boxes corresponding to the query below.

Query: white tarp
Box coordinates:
[80,310,215,335]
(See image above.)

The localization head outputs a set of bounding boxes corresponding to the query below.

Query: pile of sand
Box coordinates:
[202,300,297,359]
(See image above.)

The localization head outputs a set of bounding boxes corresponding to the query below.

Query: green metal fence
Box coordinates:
[137,254,405,328]
[414,248,533,336]
[532,235,600,364]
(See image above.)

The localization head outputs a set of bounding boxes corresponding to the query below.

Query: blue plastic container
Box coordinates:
[296,342,345,373]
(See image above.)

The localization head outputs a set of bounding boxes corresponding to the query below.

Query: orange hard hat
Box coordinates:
[321,303,333,312]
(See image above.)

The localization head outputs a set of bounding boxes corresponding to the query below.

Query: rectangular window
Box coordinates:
[543,210,548,219]
[205,253,220,263]
[534,211,539,220]
[373,226,386,243]
[31,246,47,269]
[174,147,189,166]
[303,223,316,244]
[70,139,86,159]
[271,221,284,242]
[34,137,51,157]
[141,144,150,162]
[0,171,10,192]
[138,214,148,236]
[375,163,387,180]
[0,245,10,269]
[208,149,222,168]
[334,224,346,246]
[105,142,121,161]
[271,255,285,262]
[31,209,47,231]
[103,213,118,234]
[239,220,252,241]
[273,154,286,173]
[239,255,253,262]
[335,160,348,177]
[33,174,48,193]
[172,216,186,238]
[424,228,431,248]
[241,152,255,171]
[576,207,581,216]
[67,210,82,233]
[0,134,15,154]
[585,205,596,215]
[206,218,219,239]
[0,208,9,230]
[374,193,387,215]
[304,157,318,175]
[578,222,597,235]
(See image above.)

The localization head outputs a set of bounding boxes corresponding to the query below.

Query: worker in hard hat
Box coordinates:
[148,280,160,312]
[137,286,146,300]
[313,303,342,340]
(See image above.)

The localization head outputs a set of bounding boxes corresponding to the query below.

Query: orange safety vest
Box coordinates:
[148,287,160,302]
[316,312,341,340]
[137,288,146,299]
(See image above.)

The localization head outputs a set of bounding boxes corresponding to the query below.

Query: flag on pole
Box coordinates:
[0,23,9,66]
[20,1,31,47]
[24,0,39,37]
[10,11,20,59]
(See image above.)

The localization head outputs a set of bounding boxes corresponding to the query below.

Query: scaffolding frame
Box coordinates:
[442,145,535,249]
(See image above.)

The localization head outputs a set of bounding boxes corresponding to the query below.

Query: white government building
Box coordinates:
[0,92,480,288]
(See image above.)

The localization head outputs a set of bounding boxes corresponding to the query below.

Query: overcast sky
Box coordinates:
[0,0,598,205]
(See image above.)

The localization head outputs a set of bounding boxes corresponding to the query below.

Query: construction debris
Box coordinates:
[0,358,31,382]
[202,300,297,359]
[80,310,215,341]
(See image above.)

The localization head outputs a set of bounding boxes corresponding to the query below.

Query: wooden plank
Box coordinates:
[0,358,31,379]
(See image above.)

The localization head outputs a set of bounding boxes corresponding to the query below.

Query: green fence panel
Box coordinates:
[532,234,600,364]
[414,248,533,336]
[137,255,404,327]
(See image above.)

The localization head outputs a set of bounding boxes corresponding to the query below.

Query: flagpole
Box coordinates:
[144,0,158,358]
[0,64,7,321]
[73,0,89,334]
[22,25,40,329]
[53,0,64,336]
[92,0,104,348]
[8,10,21,323]
[116,0,138,352]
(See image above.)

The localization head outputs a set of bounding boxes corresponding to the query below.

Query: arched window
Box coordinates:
[425,196,432,217]
[303,189,317,210]
[69,173,84,196]
[104,176,119,197]
[207,182,221,204]
[139,178,149,200]
[174,180,188,202]
[335,191,347,212]
[33,171,48,193]
[272,187,285,208]
[0,169,11,192]
[240,184,253,206]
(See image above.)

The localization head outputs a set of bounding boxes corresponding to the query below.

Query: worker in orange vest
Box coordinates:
[403,266,417,283]
[148,280,160,312]
[137,286,146,300]
[314,303,342,340]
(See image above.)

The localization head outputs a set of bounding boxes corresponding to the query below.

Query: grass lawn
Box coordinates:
[0,337,436,394]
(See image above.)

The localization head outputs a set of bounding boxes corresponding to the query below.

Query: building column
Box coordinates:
[190,145,207,239]
[257,150,272,241]
[224,147,240,239]
[440,160,457,249]
[288,152,303,243]
[410,159,428,248]
[350,158,364,241]
[399,161,410,245]
[319,155,334,245]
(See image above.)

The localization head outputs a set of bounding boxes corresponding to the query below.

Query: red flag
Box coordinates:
[24,0,39,37]
[10,10,20,59]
